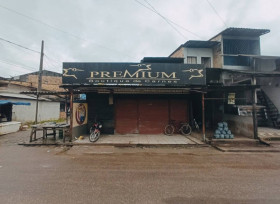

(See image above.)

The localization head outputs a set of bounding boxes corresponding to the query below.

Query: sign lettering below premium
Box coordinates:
[62,63,206,86]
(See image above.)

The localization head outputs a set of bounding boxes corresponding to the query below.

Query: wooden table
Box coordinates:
[30,124,70,143]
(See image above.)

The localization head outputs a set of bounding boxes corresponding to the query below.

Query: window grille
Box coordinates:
[187,56,197,64]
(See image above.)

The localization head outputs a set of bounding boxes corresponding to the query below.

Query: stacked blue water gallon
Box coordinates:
[214,122,234,139]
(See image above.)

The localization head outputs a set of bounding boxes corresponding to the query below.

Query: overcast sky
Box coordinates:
[0,0,279,77]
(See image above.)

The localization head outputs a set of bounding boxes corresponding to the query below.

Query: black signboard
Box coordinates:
[62,63,206,86]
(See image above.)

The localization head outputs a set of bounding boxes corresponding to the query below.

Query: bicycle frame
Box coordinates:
[164,120,192,136]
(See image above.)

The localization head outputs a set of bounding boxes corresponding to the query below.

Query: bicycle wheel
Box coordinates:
[89,131,100,142]
[180,124,192,135]
[164,125,175,136]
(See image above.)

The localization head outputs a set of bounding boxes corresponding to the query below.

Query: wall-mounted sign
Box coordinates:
[62,63,206,86]
[79,94,86,100]
[228,93,236,104]
[73,103,88,127]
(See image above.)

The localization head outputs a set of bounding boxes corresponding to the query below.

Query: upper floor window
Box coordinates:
[224,56,251,66]
[223,39,259,55]
[187,56,197,64]
[201,57,211,68]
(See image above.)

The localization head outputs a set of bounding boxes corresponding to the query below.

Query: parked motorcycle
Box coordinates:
[89,121,102,142]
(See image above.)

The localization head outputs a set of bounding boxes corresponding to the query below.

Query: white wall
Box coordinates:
[255,59,276,72]
[11,99,60,122]
[223,59,276,71]
[184,48,213,67]
[223,114,253,138]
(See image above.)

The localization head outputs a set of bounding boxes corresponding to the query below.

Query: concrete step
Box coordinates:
[207,137,261,146]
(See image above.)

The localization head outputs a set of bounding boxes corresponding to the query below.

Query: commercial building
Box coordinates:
[62,27,280,140]
[62,60,207,138]
[170,27,280,129]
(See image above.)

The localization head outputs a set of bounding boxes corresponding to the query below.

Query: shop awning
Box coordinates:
[0,100,31,105]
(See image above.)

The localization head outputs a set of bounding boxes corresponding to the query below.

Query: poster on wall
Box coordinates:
[228,93,236,105]
[73,103,88,127]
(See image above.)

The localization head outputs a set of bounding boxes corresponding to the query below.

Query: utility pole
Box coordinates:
[35,40,44,124]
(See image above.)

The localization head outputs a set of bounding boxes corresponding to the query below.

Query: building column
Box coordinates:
[202,93,205,142]
[252,78,258,139]
[69,88,73,142]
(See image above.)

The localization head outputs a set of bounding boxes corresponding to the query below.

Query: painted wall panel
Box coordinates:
[73,103,88,127]
[10,99,60,122]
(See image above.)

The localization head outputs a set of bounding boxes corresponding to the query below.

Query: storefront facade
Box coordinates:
[62,62,206,138]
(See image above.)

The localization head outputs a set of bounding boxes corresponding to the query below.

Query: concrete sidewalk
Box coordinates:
[74,133,206,146]
[209,136,280,152]
[258,127,280,141]
[19,130,207,147]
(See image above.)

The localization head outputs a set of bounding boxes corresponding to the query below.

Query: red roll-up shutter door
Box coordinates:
[115,99,138,134]
[138,99,169,134]
[115,98,188,134]
[170,99,189,123]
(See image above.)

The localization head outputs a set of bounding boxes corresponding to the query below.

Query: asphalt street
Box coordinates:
[1,130,280,204]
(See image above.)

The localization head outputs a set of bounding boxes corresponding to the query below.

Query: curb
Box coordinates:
[213,145,280,152]
[206,138,280,152]
[258,138,271,146]
[18,143,73,147]
[74,143,210,148]
[19,142,209,148]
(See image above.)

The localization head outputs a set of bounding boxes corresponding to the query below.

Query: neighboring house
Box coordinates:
[170,40,218,67]
[0,70,65,123]
[10,70,64,95]
[170,27,280,128]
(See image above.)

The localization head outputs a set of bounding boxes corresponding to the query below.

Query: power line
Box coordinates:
[0,4,83,41]
[0,58,59,74]
[43,59,57,72]
[0,36,63,73]
[44,57,62,72]
[205,0,228,27]
[44,54,61,66]
[0,4,137,60]
[0,36,40,54]
[0,58,37,72]
[134,0,202,39]
[142,0,187,40]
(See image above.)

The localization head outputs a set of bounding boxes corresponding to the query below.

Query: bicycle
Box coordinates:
[164,120,192,136]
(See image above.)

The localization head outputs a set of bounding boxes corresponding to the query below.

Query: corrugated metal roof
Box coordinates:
[0,92,36,99]
[238,54,280,60]
[183,40,219,48]
[10,70,62,80]
[210,27,270,40]
[220,69,280,77]
[0,92,51,101]
[0,100,30,105]
[141,57,184,63]
[20,91,72,95]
